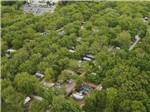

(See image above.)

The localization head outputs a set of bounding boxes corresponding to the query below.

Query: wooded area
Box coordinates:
[1,1,150,112]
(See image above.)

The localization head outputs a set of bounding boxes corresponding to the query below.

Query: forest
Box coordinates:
[1,1,150,112]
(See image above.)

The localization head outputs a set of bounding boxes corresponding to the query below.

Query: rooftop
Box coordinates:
[31,95,43,101]
[72,92,84,100]
[68,47,76,53]
[24,96,31,104]
[7,49,16,53]
[82,57,92,61]
[35,72,44,79]
[23,0,59,15]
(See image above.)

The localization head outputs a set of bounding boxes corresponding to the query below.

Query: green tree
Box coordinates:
[44,67,55,81]
[112,31,131,48]
[14,72,40,95]
[29,100,49,112]
[84,90,107,112]
[119,100,146,112]
[2,86,24,112]
[105,88,118,112]
[52,96,82,112]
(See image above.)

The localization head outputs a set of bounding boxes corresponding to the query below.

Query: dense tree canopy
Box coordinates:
[1,1,150,112]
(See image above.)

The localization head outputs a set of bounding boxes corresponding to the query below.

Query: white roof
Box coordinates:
[32,95,43,101]
[116,47,120,50]
[35,72,44,78]
[7,49,16,53]
[81,26,84,29]
[83,57,92,61]
[96,84,103,91]
[69,49,75,53]
[51,0,60,3]
[72,92,84,100]
[86,54,94,59]
[144,16,148,20]
[135,35,140,40]
[24,97,31,104]
[91,72,96,75]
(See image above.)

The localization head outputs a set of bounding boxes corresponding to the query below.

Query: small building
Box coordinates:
[82,54,95,61]
[91,72,96,76]
[31,95,43,101]
[86,54,95,59]
[96,84,103,91]
[82,57,92,61]
[81,25,84,30]
[135,35,140,40]
[143,16,148,22]
[68,47,75,53]
[144,16,148,21]
[72,92,84,100]
[116,47,120,50]
[35,72,44,80]
[6,49,16,53]
[69,49,75,53]
[24,96,31,104]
